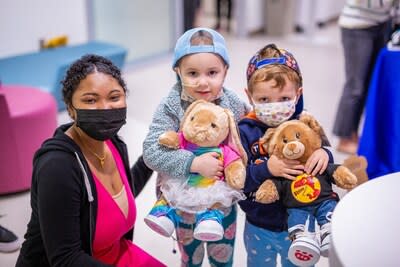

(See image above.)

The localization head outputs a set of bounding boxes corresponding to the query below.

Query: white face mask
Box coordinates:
[254,98,297,127]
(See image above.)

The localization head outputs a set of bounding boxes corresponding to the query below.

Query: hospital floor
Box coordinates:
[0,23,353,266]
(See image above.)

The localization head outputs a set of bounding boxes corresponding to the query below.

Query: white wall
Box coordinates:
[0,0,88,58]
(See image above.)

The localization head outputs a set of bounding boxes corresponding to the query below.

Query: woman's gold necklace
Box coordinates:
[75,127,106,169]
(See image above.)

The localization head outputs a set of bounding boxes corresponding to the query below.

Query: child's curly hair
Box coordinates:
[61,54,127,107]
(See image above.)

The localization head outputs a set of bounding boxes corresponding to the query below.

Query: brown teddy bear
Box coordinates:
[254,114,365,267]
[144,100,247,242]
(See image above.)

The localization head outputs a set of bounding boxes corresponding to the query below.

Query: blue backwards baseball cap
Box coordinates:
[172,27,230,68]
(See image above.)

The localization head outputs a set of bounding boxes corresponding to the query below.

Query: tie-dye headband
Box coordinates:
[246,44,302,85]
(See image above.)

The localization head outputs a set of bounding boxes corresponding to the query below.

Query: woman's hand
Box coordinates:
[267,155,304,180]
[305,148,329,175]
[190,152,224,179]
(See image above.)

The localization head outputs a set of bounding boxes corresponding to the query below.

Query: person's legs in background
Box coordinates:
[215,0,222,30]
[226,0,232,32]
[0,224,21,253]
[333,22,390,154]
[183,0,202,31]
[214,0,232,32]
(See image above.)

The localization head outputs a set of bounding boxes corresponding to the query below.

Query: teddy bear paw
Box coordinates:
[255,191,277,204]
[333,166,358,189]
[255,180,279,204]
[229,178,245,190]
[158,131,180,149]
[225,161,246,189]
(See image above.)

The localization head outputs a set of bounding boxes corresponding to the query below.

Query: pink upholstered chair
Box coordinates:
[0,85,57,195]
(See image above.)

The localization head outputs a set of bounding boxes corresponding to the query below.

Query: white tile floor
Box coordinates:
[0,22,353,266]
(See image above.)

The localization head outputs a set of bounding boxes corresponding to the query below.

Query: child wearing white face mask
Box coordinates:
[238,44,333,267]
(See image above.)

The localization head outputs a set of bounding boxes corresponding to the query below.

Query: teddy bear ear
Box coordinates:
[299,112,331,146]
[224,109,248,164]
[299,113,321,133]
[260,128,276,153]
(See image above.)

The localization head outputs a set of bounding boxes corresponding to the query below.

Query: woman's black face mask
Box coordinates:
[75,107,127,141]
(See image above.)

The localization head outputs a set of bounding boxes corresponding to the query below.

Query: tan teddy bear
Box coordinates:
[144,100,247,242]
[254,114,365,267]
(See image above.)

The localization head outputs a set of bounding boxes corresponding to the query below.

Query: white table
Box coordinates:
[330,172,400,267]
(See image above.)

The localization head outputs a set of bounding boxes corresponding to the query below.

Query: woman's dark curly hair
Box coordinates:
[61,54,127,107]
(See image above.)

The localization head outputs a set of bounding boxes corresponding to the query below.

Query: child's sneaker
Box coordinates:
[193,209,224,242]
[319,223,331,257]
[288,230,320,267]
[144,198,176,237]
[0,224,21,253]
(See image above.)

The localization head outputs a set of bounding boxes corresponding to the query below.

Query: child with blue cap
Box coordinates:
[238,44,334,267]
[142,28,250,266]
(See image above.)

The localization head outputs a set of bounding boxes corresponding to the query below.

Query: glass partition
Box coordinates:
[89,0,178,63]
